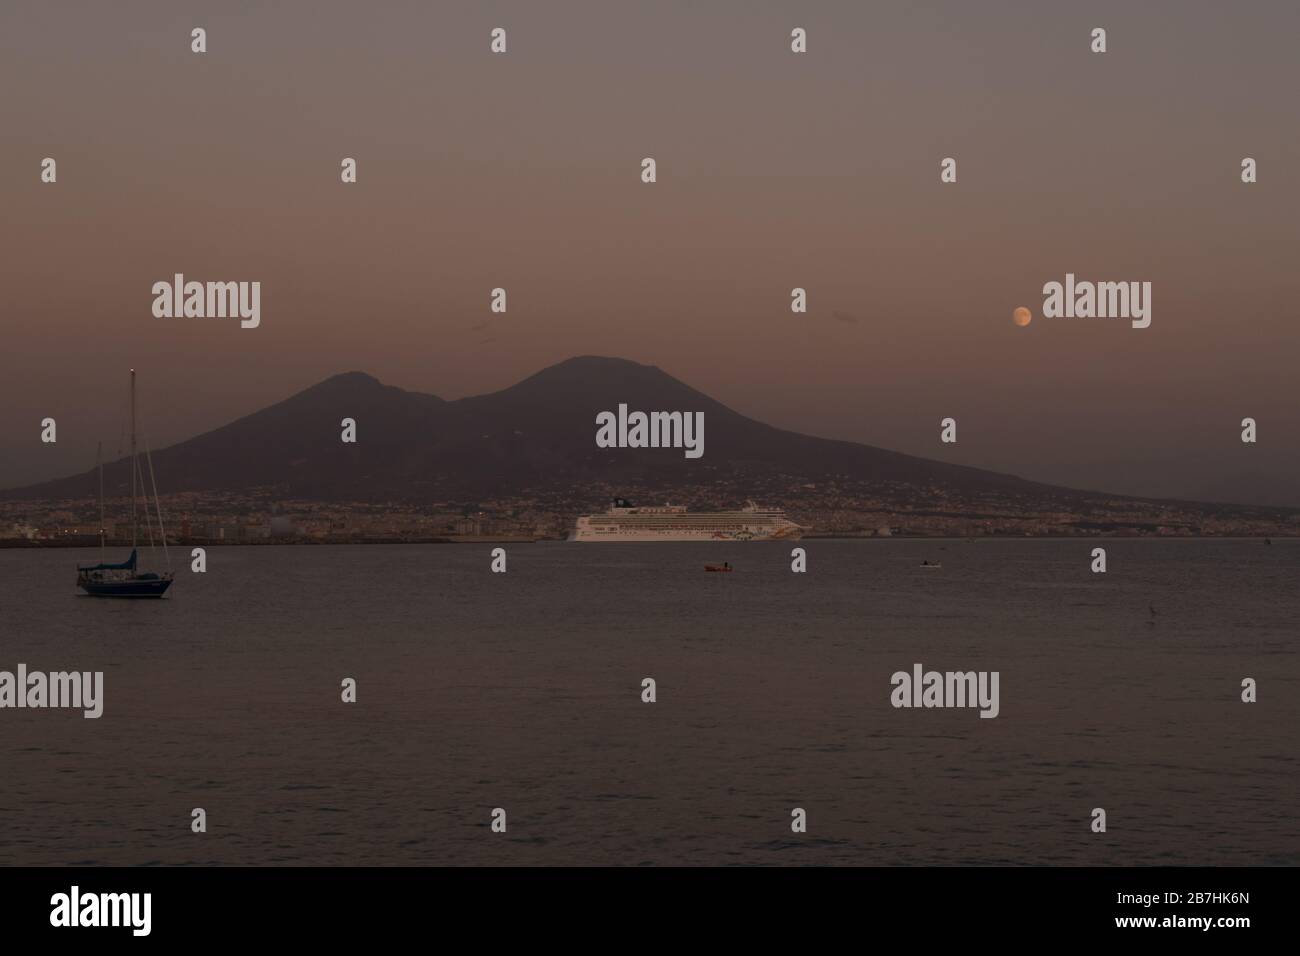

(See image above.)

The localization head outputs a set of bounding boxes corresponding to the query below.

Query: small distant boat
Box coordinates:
[919,560,942,570]
[77,369,174,599]
[704,563,733,573]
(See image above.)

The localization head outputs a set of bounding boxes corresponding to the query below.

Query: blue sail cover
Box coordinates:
[78,549,137,572]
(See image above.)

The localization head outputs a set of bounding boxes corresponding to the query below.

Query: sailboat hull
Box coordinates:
[78,576,173,598]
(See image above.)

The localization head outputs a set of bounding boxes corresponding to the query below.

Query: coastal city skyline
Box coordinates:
[5,358,1297,544]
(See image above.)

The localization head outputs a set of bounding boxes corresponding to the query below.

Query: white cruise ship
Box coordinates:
[571,500,804,542]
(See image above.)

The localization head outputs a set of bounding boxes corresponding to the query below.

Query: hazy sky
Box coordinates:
[2,1,1297,504]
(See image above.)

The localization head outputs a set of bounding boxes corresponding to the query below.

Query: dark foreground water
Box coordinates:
[0,539,1296,866]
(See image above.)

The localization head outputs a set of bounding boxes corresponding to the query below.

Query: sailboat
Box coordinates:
[76,369,174,598]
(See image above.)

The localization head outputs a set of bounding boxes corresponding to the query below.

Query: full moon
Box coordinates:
[1012,306,1033,327]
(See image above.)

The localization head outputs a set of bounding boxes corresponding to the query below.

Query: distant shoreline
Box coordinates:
[0,535,545,549]
[2,534,1294,550]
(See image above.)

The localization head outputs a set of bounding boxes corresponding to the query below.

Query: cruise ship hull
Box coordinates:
[571,504,803,542]
[571,529,802,542]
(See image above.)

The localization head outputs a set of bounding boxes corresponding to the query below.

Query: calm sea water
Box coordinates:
[0,539,1296,866]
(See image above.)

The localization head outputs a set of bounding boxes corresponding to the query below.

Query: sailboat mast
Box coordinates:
[97,441,105,561]
[130,368,137,552]
[144,434,171,570]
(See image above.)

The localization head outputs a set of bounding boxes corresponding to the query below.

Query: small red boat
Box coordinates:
[704,563,732,572]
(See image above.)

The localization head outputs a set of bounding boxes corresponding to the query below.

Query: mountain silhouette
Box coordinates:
[1,357,1137,503]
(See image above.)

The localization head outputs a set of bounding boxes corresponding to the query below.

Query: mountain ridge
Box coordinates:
[3,357,1290,517]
